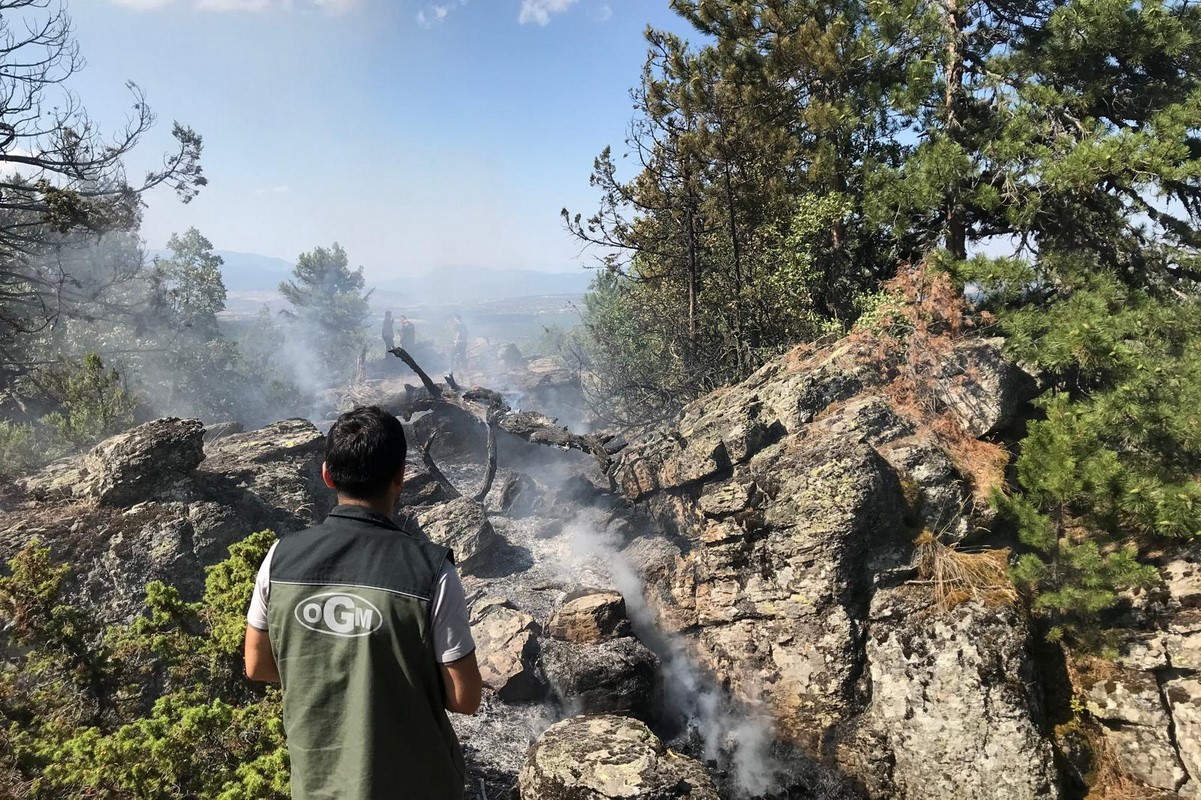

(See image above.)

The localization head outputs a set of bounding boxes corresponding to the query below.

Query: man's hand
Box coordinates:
[244,625,280,683]
[440,651,482,714]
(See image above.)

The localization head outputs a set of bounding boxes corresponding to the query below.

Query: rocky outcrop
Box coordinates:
[1076,549,1201,798]
[609,338,1058,794]
[1,418,331,626]
[518,715,719,800]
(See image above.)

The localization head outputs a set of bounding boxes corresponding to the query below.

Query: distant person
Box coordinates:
[381,310,395,352]
[400,314,416,351]
[244,405,481,800]
[449,314,467,373]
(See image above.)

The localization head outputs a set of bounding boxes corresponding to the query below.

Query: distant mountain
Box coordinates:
[149,249,295,293]
[150,248,597,311]
[372,266,593,307]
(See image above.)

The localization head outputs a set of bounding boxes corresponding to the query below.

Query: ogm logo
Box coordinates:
[294,592,382,637]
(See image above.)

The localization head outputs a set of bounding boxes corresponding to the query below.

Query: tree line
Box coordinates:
[0,2,373,474]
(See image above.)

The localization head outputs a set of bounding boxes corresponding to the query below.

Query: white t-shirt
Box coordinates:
[246,540,476,664]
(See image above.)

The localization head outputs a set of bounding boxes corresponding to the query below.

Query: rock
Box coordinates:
[497,343,525,370]
[493,472,542,516]
[1081,667,1189,792]
[1165,559,1201,609]
[932,337,1037,437]
[842,587,1060,800]
[1165,678,1201,798]
[19,456,88,500]
[876,434,971,540]
[414,497,497,574]
[518,714,719,800]
[542,636,662,723]
[1,417,332,629]
[470,598,545,702]
[81,418,205,506]
[641,434,905,742]
[547,590,631,644]
[397,460,454,508]
[202,421,243,443]
[198,418,331,531]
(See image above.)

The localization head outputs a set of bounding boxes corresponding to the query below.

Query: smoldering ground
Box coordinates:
[419,411,857,800]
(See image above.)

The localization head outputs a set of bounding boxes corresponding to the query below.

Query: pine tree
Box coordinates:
[279,243,371,382]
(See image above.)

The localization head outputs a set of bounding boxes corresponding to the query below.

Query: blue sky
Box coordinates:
[62,0,694,279]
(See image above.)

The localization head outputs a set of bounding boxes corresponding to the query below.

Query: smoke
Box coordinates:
[559,512,790,799]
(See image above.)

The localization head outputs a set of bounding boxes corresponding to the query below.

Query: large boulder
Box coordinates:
[471,598,545,702]
[547,590,631,644]
[839,588,1060,800]
[542,636,662,723]
[71,418,205,507]
[413,497,497,574]
[518,714,719,800]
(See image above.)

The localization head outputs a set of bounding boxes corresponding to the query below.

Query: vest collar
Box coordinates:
[326,504,403,532]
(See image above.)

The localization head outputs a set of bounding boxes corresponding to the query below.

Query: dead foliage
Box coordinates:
[912,529,1017,610]
[849,263,1009,501]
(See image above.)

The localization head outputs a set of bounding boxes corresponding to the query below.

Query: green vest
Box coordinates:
[266,506,467,800]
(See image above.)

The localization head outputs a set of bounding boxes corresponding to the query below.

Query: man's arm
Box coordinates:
[431,560,482,714]
[244,625,280,683]
[440,651,482,714]
[243,542,279,683]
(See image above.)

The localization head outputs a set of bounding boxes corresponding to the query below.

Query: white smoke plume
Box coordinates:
[559,513,790,798]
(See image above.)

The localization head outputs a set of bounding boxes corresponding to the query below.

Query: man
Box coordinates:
[449,315,467,374]
[244,405,481,800]
[400,314,416,351]
[381,310,395,353]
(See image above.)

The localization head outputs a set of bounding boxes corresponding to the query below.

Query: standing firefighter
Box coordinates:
[381,310,395,353]
[449,314,467,374]
[244,406,481,800]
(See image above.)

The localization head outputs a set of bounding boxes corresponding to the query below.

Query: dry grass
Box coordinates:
[912,529,1017,610]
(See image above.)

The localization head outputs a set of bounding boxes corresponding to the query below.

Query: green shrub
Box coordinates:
[0,531,288,799]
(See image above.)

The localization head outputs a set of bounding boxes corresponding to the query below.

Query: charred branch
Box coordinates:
[419,434,462,500]
[473,410,499,504]
[385,347,611,471]
[389,347,442,397]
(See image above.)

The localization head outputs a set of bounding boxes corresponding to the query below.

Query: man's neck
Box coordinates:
[335,495,394,518]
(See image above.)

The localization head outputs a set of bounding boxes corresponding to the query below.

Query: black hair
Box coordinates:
[324,406,407,500]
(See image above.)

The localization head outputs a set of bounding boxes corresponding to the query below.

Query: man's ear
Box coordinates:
[391,465,405,492]
[321,462,337,490]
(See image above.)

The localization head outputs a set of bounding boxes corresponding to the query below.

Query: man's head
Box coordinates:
[322,406,407,505]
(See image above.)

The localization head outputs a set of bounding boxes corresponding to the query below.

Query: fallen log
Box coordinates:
[386,347,610,471]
